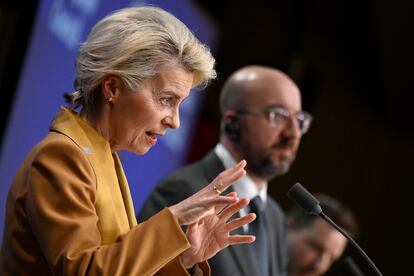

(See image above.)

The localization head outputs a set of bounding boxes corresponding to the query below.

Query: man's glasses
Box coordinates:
[236,106,313,134]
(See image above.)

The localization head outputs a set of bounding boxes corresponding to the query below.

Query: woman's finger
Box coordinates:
[210,160,246,195]
[219,160,247,190]
[228,234,256,245]
[214,192,238,215]
[202,194,239,213]
[217,198,250,221]
[225,213,256,232]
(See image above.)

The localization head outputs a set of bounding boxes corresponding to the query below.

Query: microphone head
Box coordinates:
[287,183,322,215]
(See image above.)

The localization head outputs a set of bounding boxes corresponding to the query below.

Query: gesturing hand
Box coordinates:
[180,198,256,268]
[168,160,247,226]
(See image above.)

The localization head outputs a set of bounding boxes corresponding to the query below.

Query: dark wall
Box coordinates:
[188,0,413,274]
[0,0,38,141]
[1,1,412,274]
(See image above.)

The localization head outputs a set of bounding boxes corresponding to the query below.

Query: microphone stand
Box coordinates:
[320,212,383,276]
[339,257,365,276]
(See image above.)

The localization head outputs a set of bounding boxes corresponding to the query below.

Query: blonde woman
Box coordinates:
[0,6,255,275]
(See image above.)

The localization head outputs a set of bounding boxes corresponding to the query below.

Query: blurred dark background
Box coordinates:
[1,0,413,274]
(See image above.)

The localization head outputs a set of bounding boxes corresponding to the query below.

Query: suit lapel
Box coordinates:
[202,151,258,276]
[201,151,226,184]
[228,224,258,276]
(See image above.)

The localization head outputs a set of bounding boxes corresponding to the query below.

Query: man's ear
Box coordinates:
[101,75,123,102]
[223,111,241,143]
[222,110,237,121]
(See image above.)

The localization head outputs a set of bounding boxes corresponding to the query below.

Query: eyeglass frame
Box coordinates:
[235,104,313,134]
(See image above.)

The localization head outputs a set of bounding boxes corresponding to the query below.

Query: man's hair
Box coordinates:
[65,6,216,113]
[288,193,359,238]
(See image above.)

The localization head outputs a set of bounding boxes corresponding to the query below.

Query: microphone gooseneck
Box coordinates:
[287,183,383,276]
[339,257,365,276]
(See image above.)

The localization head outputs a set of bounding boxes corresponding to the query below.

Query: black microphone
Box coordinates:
[286,182,322,215]
[287,183,383,276]
[339,257,365,276]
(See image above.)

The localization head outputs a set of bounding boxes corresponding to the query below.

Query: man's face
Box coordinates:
[238,75,303,180]
[287,219,348,276]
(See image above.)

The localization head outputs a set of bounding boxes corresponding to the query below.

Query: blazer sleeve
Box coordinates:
[156,258,210,276]
[25,138,192,275]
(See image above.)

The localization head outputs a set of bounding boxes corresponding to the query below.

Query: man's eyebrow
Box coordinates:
[264,104,286,110]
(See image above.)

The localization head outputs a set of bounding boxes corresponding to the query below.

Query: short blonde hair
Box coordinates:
[65,6,216,112]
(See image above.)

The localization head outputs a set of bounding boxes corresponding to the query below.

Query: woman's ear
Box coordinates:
[101,75,123,102]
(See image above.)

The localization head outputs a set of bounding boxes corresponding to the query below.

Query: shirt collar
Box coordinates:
[214,143,267,203]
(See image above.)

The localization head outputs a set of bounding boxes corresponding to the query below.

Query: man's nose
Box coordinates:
[281,117,302,140]
[313,253,331,275]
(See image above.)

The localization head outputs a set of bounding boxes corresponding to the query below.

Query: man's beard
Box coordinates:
[243,146,295,180]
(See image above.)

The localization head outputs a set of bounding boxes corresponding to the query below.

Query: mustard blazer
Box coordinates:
[0,107,209,275]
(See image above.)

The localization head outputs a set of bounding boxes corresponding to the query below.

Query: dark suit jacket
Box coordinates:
[138,151,288,276]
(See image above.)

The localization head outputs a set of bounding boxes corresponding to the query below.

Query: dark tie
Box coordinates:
[248,196,270,276]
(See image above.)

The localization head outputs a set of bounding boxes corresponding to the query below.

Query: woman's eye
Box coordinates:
[161,97,173,106]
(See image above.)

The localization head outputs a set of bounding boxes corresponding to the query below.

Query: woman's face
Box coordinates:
[107,65,194,154]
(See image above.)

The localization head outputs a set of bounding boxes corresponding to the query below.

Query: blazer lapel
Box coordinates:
[50,108,133,244]
[113,153,137,228]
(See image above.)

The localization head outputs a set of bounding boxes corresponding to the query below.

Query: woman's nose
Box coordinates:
[163,109,180,129]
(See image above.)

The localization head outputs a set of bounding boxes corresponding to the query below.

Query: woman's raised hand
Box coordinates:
[168,160,247,225]
[180,197,256,268]
[168,160,257,268]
